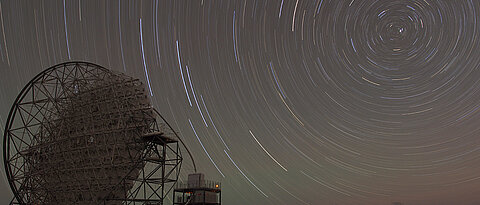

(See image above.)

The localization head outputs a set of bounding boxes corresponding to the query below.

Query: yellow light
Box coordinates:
[215,184,219,188]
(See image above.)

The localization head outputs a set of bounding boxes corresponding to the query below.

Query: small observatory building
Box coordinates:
[173,173,221,205]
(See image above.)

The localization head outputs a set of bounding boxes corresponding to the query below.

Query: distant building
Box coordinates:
[173,173,221,205]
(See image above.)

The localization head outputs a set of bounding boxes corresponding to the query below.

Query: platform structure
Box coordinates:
[173,173,221,205]
[103,131,182,205]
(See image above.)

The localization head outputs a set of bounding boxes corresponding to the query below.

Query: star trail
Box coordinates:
[1,0,480,204]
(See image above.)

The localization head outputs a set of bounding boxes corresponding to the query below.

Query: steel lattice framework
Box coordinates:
[3,62,196,205]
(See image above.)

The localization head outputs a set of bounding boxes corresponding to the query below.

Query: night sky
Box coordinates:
[1,1,480,204]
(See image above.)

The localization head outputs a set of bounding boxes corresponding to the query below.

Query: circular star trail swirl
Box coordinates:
[1,1,480,204]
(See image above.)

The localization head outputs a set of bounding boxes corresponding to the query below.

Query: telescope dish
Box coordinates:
[3,62,195,204]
